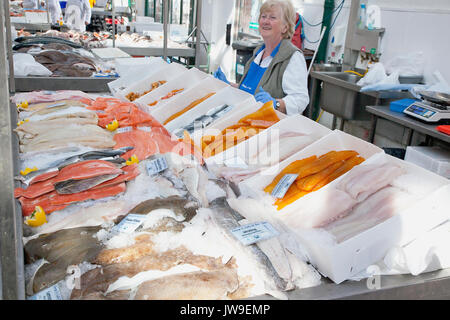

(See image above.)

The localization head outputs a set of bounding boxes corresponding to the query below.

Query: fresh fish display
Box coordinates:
[18,182,127,216]
[19,124,116,153]
[324,186,414,243]
[132,261,239,300]
[16,147,133,185]
[201,101,280,158]
[14,36,84,49]
[336,162,405,202]
[208,197,289,295]
[24,226,104,294]
[163,92,216,125]
[172,104,233,138]
[11,90,93,105]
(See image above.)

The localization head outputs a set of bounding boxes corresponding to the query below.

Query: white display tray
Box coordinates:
[150,75,229,125]
[164,85,255,134]
[134,67,209,112]
[115,62,188,102]
[108,57,168,94]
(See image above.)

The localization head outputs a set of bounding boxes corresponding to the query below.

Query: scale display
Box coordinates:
[403,102,450,122]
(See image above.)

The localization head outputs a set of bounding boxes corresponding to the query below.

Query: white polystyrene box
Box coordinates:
[115,62,188,102]
[194,102,287,166]
[203,113,331,169]
[164,86,256,134]
[405,146,450,179]
[150,75,229,124]
[108,58,169,95]
[238,129,384,206]
[284,153,450,284]
[133,67,209,112]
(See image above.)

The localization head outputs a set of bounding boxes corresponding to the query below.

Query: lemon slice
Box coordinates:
[25,206,47,227]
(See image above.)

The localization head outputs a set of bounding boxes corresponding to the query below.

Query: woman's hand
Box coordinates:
[255,86,277,106]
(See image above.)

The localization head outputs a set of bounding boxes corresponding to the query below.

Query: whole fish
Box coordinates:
[173,104,233,138]
[209,197,289,294]
[16,146,134,185]
[54,173,121,194]
[24,226,104,294]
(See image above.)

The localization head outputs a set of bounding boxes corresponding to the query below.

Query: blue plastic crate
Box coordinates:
[389,99,418,113]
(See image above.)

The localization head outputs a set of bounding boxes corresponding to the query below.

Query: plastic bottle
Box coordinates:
[357,3,367,30]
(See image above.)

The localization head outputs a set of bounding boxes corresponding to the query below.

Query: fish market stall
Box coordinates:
[1,7,450,302]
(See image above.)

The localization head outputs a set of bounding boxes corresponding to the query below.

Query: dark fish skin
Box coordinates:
[24,226,104,294]
[54,173,120,194]
[14,36,83,49]
[114,196,199,225]
[209,197,289,292]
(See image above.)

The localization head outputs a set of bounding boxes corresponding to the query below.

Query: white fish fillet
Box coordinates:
[336,162,404,202]
[20,99,85,112]
[133,264,239,300]
[19,106,97,122]
[324,186,414,243]
[19,124,115,153]
[11,90,92,104]
[251,132,313,167]
[15,117,98,141]
[281,187,358,229]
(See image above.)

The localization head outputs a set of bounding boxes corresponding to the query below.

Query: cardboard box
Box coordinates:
[134,67,209,112]
[150,75,229,124]
[115,62,188,102]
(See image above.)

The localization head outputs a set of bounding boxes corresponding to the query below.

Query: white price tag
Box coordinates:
[271,174,298,199]
[231,222,279,246]
[116,126,133,133]
[111,214,147,234]
[223,156,248,169]
[28,284,63,300]
[145,156,168,176]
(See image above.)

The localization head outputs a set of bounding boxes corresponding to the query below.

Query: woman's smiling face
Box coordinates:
[258,5,287,41]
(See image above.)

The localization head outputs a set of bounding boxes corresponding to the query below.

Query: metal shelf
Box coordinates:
[14,76,118,92]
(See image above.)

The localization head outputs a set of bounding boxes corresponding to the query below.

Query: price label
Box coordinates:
[271,174,298,199]
[231,222,279,246]
[116,126,133,133]
[28,284,63,300]
[111,214,147,234]
[145,156,168,176]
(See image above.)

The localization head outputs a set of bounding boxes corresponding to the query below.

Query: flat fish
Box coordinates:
[24,226,104,294]
[208,197,289,294]
[54,173,121,194]
[11,90,92,105]
[71,246,226,300]
[133,260,239,300]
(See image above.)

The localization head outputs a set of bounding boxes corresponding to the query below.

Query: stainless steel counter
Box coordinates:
[14,76,118,92]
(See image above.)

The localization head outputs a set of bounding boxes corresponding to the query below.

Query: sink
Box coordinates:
[310,63,342,73]
[310,71,413,121]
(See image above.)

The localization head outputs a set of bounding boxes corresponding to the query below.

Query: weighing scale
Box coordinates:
[403,90,450,123]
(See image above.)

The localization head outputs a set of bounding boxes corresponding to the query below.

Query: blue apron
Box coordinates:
[239,41,282,95]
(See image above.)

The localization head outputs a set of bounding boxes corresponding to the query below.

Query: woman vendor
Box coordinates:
[214,0,309,115]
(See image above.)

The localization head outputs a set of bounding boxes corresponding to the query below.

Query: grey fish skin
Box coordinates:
[16,147,134,185]
[54,173,121,195]
[118,196,199,223]
[24,226,104,294]
[174,104,233,138]
[209,197,289,292]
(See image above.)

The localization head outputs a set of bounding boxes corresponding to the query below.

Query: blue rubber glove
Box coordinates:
[213,67,229,84]
[254,87,277,109]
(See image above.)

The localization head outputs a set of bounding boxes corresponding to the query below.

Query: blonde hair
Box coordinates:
[259,0,296,39]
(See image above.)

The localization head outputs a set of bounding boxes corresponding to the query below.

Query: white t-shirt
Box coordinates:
[253,49,309,116]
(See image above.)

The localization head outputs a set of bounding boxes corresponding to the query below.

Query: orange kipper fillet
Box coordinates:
[312,155,365,191]
[295,150,358,180]
[264,156,317,194]
[296,160,346,191]
[239,101,279,123]
[274,184,309,210]
[163,92,215,125]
